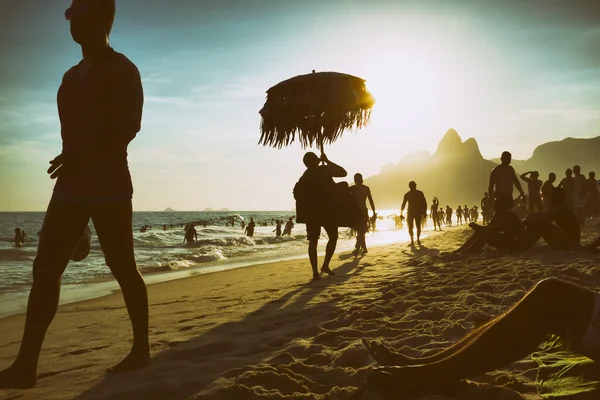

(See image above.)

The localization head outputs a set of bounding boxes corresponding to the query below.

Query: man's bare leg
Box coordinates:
[321,226,338,275]
[308,239,320,280]
[369,278,593,395]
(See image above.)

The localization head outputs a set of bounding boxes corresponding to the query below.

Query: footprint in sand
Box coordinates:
[38,363,94,380]
[62,345,110,357]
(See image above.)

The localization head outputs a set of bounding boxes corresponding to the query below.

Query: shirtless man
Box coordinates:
[400,181,427,247]
[430,197,442,231]
[586,172,599,217]
[445,205,453,226]
[363,277,599,399]
[456,206,463,225]
[488,151,525,202]
[0,0,148,389]
[559,168,574,209]
[480,192,491,225]
[453,196,522,254]
[520,171,543,214]
[350,173,376,256]
[541,172,556,210]
[573,165,587,225]
[520,187,580,251]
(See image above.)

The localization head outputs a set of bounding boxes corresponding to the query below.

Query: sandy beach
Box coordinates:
[2,226,600,400]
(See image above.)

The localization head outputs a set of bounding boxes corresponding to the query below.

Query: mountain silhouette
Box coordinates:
[365,130,600,210]
[365,129,497,209]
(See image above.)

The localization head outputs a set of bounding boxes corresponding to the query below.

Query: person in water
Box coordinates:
[273,220,282,237]
[294,152,346,280]
[400,181,427,247]
[0,0,148,389]
[350,173,376,256]
[488,151,525,202]
[541,172,556,210]
[519,187,580,251]
[453,196,523,254]
[13,228,24,248]
[282,217,294,236]
[245,217,256,237]
[363,277,600,399]
[520,170,543,214]
[184,224,197,244]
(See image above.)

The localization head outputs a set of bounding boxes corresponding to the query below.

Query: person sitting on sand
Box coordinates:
[520,170,543,214]
[453,196,523,254]
[488,151,525,202]
[282,217,294,236]
[245,217,256,237]
[519,187,580,251]
[294,152,347,280]
[363,277,600,399]
[273,220,282,237]
[184,224,197,244]
[0,0,149,390]
[400,181,427,247]
[350,173,376,256]
[542,172,556,210]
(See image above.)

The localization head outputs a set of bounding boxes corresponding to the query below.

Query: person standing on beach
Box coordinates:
[350,173,376,256]
[542,172,556,210]
[573,165,587,226]
[559,168,575,209]
[480,193,491,225]
[520,171,543,214]
[463,204,470,223]
[585,172,599,218]
[0,0,148,389]
[456,206,463,225]
[400,181,427,247]
[445,205,453,226]
[430,197,441,231]
[488,151,525,202]
[294,152,347,280]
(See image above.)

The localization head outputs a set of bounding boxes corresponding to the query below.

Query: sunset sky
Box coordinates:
[1,0,599,211]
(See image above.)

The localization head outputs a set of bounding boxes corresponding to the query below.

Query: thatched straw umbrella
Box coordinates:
[259,70,375,154]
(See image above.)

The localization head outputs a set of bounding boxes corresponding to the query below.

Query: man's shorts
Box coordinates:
[306,223,338,241]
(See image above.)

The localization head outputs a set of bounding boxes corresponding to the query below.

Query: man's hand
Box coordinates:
[47,154,83,179]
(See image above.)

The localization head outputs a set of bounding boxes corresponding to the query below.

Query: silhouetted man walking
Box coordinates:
[520,171,543,214]
[400,181,427,247]
[294,152,347,280]
[350,173,376,256]
[0,0,148,389]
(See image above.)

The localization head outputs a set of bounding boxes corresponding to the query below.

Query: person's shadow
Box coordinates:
[72,255,364,400]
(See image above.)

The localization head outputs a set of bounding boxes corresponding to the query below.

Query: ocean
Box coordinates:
[0,210,421,317]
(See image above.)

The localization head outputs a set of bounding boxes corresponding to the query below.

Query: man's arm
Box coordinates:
[320,154,347,177]
[520,172,532,182]
[367,188,376,214]
[422,193,428,215]
[400,193,408,214]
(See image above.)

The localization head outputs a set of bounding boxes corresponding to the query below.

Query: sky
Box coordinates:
[1,0,599,211]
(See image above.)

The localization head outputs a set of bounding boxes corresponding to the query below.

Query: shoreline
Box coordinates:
[0,228,436,319]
